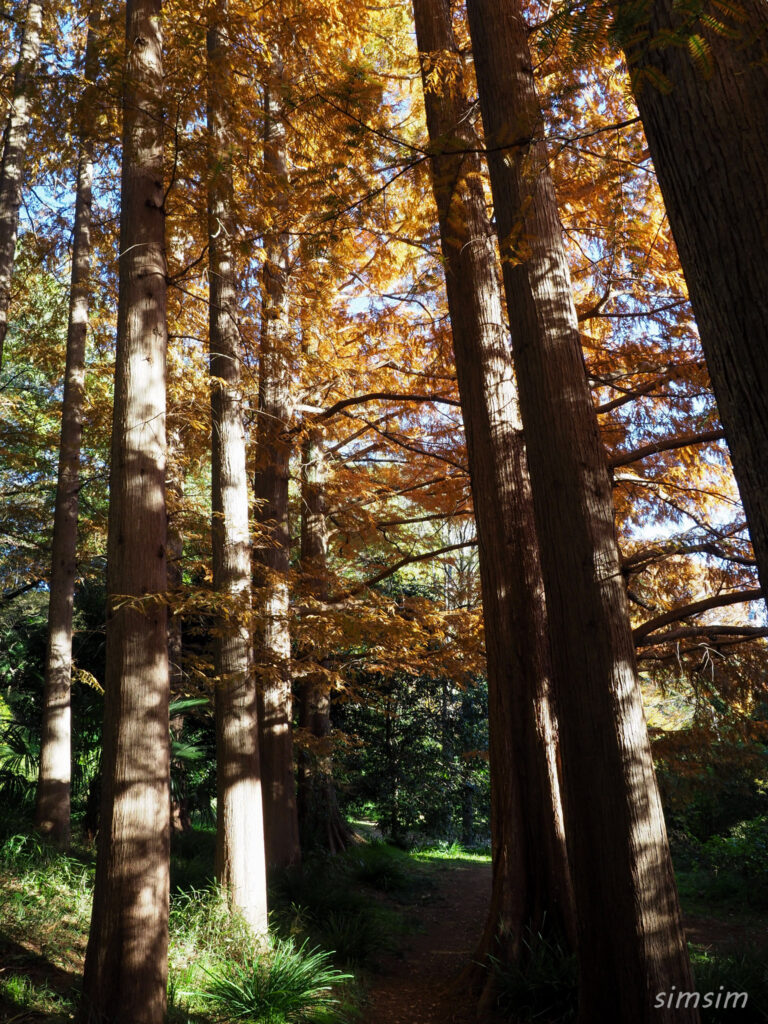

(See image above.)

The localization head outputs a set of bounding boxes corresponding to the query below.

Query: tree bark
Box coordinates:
[0,0,42,370]
[78,1,170,1020]
[208,2,268,935]
[253,66,300,870]
[296,417,352,855]
[619,0,768,606]
[463,0,696,1020]
[411,0,574,997]
[34,5,101,850]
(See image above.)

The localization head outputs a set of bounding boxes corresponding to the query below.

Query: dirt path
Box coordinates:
[367,861,492,1024]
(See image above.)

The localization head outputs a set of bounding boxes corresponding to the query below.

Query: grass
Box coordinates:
[689,948,768,1023]
[0,821,445,1022]
[5,816,766,1024]
[194,937,354,1024]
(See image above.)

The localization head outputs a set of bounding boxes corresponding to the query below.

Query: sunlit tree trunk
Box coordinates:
[253,65,300,870]
[0,0,42,370]
[620,0,768,605]
[34,6,101,850]
[207,1,268,934]
[412,0,574,1001]
[78,1,170,1020]
[464,0,696,1019]
[296,413,351,854]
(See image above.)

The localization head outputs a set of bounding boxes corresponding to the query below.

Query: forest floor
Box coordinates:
[2,826,768,1023]
[366,857,490,1024]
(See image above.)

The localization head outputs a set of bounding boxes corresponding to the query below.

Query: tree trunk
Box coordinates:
[619,0,768,604]
[253,67,300,870]
[167,440,189,833]
[34,6,101,850]
[463,0,696,1020]
[296,420,352,855]
[208,2,268,935]
[78,1,170,1020]
[411,0,574,995]
[0,0,42,370]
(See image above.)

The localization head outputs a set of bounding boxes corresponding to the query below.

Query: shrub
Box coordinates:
[701,816,768,909]
[198,937,353,1023]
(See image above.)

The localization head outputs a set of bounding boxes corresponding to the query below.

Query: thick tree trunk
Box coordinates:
[463,0,696,1020]
[296,423,352,855]
[0,0,42,370]
[253,68,300,870]
[78,2,170,1021]
[208,4,268,935]
[34,7,100,850]
[411,0,574,996]
[619,1,768,604]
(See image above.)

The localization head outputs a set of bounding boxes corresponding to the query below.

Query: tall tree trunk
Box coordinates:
[0,0,42,370]
[411,0,574,996]
[34,6,101,850]
[619,1,768,604]
[78,1,170,1020]
[253,67,300,870]
[463,0,696,1020]
[296,418,352,854]
[208,2,268,934]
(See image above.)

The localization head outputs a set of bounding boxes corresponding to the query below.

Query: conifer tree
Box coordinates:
[463,0,696,1018]
[79,0,170,1018]
[0,0,42,370]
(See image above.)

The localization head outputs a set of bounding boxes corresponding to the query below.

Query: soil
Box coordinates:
[367,860,492,1024]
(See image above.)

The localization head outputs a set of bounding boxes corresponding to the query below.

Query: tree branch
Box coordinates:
[325,540,477,604]
[608,428,725,469]
[635,624,768,647]
[633,588,763,641]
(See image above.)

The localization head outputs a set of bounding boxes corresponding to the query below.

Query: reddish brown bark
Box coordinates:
[253,66,301,870]
[79,0,170,1019]
[411,0,574,1000]
[620,0,768,608]
[464,0,696,1018]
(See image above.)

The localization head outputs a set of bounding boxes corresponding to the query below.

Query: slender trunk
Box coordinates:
[463,0,695,1019]
[412,0,574,994]
[253,67,300,870]
[0,0,42,370]
[296,421,351,854]
[619,1,768,604]
[208,3,268,934]
[78,1,170,1020]
[34,6,101,850]
[167,442,189,832]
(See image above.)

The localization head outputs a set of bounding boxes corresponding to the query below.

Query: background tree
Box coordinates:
[207,0,268,934]
[34,2,101,850]
[0,0,42,369]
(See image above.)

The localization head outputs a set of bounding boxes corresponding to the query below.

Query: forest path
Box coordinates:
[367,859,491,1024]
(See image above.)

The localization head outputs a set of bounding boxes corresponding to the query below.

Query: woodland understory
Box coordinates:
[1,0,768,1021]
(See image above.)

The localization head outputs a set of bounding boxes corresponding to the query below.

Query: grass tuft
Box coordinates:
[195,936,353,1023]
